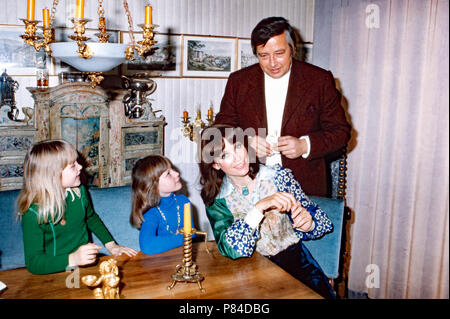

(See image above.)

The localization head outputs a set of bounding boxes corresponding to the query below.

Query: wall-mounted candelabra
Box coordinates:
[182,106,214,142]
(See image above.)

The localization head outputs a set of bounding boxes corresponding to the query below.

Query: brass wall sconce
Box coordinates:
[182,107,214,142]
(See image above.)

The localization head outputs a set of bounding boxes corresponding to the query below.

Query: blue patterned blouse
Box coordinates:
[205,165,333,259]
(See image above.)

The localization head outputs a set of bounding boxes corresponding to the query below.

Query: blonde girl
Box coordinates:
[17,140,137,274]
[130,155,194,255]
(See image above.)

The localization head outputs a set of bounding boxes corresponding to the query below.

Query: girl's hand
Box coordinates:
[255,192,298,213]
[105,241,138,258]
[291,204,314,232]
[68,243,101,267]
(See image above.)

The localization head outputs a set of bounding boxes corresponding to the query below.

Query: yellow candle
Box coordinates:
[183,110,188,121]
[145,5,152,25]
[27,0,35,20]
[183,203,191,234]
[76,0,85,19]
[208,107,213,118]
[43,8,50,27]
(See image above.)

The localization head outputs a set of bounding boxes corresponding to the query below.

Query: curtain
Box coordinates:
[313,0,449,298]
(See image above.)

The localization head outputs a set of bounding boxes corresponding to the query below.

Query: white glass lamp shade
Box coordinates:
[50,42,128,72]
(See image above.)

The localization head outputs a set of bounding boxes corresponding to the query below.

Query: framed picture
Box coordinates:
[182,36,236,77]
[121,32,181,77]
[237,39,259,70]
[0,25,50,75]
[52,28,120,75]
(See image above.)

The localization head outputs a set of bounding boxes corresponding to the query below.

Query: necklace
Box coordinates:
[233,178,252,196]
[156,195,180,235]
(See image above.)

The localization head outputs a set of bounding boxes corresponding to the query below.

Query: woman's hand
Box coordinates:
[105,241,138,258]
[68,243,102,267]
[291,204,314,232]
[255,192,298,213]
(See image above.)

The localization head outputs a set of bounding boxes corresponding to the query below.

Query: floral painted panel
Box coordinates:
[124,131,159,147]
[125,157,142,172]
[61,117,100,167]
[0,163,23,178]
[0,136,33,153]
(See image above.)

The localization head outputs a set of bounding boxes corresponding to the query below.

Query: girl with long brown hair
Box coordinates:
[130,155,194,254]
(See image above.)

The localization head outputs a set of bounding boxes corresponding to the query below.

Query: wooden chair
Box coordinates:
[303,147,350,298]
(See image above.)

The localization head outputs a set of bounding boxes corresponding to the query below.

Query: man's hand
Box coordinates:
[276,136,308,159]
[249,135,272,158]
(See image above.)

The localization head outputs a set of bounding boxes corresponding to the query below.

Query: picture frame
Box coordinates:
[182,35,236,78]
[237,39,259,70]
[0,25,50,75]
[121,31,181,77]
[52,28,120,75]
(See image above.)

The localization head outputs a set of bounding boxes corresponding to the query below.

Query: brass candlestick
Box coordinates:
[69,18,92,59]
[167,228,209,293]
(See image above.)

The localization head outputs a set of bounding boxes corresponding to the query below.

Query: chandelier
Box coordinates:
[20,0,158,85]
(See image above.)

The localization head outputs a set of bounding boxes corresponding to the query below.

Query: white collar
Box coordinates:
[264,65,292,84]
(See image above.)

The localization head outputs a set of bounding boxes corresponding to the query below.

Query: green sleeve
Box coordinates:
[205,199,246,260]
[21,207,70,275]
[81,186,115,245]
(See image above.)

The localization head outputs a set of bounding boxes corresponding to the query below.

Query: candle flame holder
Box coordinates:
[182,109,214,142]
[167,228,210,293]
[20,19,53,55]
[69,18,93,59]
[125,24,159,60]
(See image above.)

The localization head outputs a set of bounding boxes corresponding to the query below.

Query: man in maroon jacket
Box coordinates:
[214,17,351,197]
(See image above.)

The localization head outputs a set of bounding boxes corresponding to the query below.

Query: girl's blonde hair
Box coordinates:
[17,139,79,224]
[129,155,172,229]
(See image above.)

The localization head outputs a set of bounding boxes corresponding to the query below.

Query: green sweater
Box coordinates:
[21,185,115,275]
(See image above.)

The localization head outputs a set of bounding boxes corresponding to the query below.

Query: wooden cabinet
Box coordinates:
[0,128,37,190]
[0,82,165,191]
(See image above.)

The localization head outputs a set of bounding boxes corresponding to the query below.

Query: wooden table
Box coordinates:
[0,241,322,299]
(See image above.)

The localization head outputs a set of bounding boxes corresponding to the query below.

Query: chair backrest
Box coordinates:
[304,196,344,279]
[303,146,348,280]
[326,146,348,200]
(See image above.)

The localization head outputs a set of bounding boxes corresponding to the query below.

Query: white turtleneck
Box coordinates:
[264,68,310,166]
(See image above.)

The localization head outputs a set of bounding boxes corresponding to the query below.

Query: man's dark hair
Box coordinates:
[251,16,297,55]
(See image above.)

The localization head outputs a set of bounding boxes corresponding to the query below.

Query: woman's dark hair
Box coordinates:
[199,124,260,206]
[250,16,297,55]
